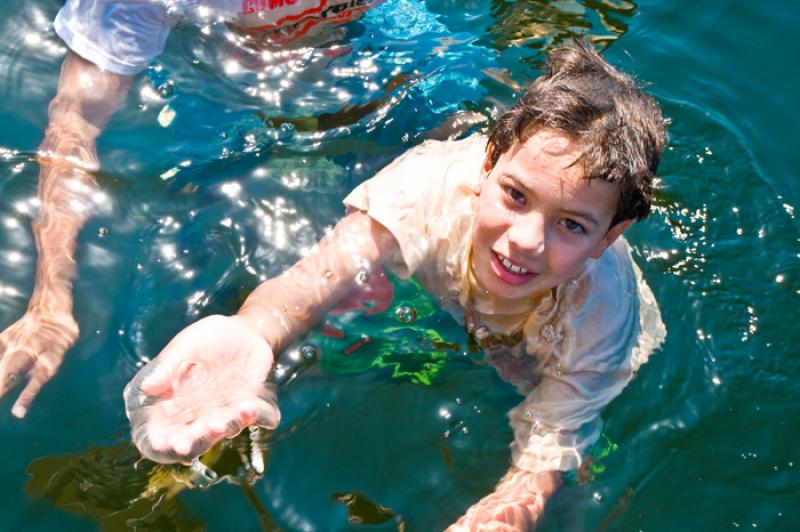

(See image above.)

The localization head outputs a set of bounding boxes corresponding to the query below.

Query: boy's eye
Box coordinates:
[503,186,526,205]
[560,218,586,234]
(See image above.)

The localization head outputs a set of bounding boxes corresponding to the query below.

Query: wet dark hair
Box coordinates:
[488,39,667,226]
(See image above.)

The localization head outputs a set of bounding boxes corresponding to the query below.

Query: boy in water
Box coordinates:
[0,0,391,417]
[125,41,667,528]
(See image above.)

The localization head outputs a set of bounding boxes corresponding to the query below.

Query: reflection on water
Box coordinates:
[0,2,65,128]
[0,150,38,318]
[26,430,275,530]
[332,491,397,526]
[482,0,633,51]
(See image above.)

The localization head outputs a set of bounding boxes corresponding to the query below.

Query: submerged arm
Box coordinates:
[448,468,562,530]
[125,210,400,463]
[0,52,132,417]
[237,210,399,351]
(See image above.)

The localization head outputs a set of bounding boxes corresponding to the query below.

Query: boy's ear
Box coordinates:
[482,142,496,175]
[590,219,633,259]
[476,143,496,195]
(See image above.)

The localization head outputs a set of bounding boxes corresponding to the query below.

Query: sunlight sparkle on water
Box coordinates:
[186,291,207,306]
[220,182,242,198]
[91,191,109,206]
[6,251,23,263]
[139,84,161,102]
[223,59,242,75]
[0,284,20,297]
[14,197,40,216]
[160,244,177,261]
[23,32,41,46]
[281,171,305,189]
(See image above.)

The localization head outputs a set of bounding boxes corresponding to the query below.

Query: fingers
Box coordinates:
[142,410,233,463]
[10,358,58,418]
[10,374,45,419]
[138,314,274,398]
[251,396,281,430]
[0,349,37,399]
[137,317,221,396]
[138,356,178,397]
[0,372,21,400]
[0,315,72,413]
[135,396,281,464]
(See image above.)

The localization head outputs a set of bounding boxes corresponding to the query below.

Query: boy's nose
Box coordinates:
[507,212,546,257]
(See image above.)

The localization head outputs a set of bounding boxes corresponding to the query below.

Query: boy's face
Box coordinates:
[471,129,631,301]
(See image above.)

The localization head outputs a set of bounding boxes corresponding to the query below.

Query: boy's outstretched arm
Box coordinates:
[237,210,399,353]
[124,211,400,463]
[448,467,562,530]
[0,52,132,418]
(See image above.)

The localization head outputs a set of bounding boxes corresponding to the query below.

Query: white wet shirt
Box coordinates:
[344,135,667,473]
[54,0,383,75]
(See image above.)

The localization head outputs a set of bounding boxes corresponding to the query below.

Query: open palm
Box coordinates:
[124,315,280,464]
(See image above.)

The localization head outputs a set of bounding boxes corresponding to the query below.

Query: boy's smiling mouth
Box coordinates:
[490,251,538,285]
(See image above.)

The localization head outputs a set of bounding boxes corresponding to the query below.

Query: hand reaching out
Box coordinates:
[124,314,281,464]
[124,210,399,464]
[0,310,79,418]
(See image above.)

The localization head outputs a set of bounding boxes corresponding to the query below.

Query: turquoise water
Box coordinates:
[1,0,798,530]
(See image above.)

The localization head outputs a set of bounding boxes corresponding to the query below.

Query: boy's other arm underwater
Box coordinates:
[0,52,132,418]
[448,467,561,530]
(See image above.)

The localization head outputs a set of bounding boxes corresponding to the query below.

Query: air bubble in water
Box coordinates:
[97,227,108,238]
[278,122,296,141]
[300,344,318,361]
[158,81,175,98]
[395,305,417,324]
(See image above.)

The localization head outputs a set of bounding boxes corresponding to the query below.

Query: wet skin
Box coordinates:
[471,129,633,301]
